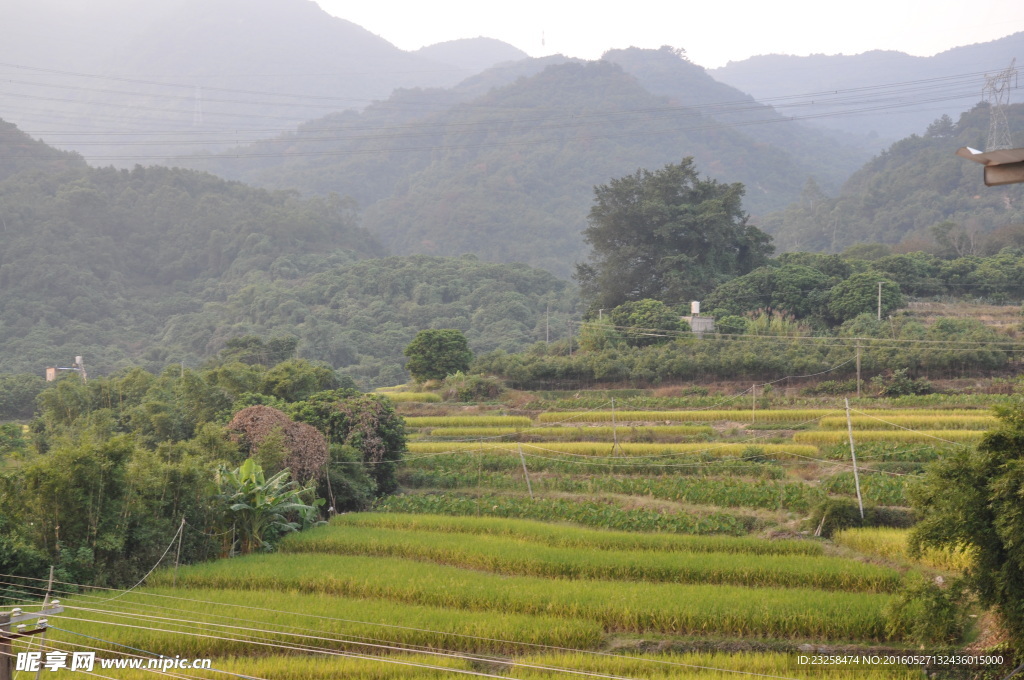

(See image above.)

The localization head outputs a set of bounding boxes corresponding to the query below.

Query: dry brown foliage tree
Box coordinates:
[226,405,328,483]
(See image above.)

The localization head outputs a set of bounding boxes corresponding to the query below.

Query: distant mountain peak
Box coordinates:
[414,37,529,73]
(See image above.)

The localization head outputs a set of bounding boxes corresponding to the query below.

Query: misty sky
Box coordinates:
[316,0,1023,69]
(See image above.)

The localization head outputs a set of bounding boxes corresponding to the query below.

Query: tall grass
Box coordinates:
[818,415,996,430]
[153,553,897,641]
[424,425,714,440]
[281,524,901,592]
[538,408,986,423]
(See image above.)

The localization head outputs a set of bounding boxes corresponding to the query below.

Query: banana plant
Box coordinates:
[217,458,323,555]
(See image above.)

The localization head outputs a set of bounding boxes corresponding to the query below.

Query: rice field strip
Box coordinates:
[281,527,900,592]
[143,555,897,641]
[61,596,823,680]
[794,429,981,446]
[15,635,239,680]
[0,575,600,656]
[48,616,535,680]
[0,573,806,678]
[849,408,982,445]
[61,609,658,680]
[777,451,916,477]
[817,414,997,430]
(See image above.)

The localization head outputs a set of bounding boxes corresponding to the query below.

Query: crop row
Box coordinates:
[51,586,599,657]
[375,493,751,534]
[330,513,825,556]
[536,408,982,424]
[406,441,821,458]
[423,424,714,440]
[379,391,442,403]
[404,415,532,428]
[794,430,982,445]
[400,468,824,513]
[281,524,901,592]
[817,415,996,430]
[154,552,897,641]
[833,527,974,572]
[402,450,790,478]
[28,649,924,680]
[821,472,910,506]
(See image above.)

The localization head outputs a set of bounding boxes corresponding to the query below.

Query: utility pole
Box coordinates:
[844,398,865,519]
[0,601,64,680]
[855,343,862,399]
[517,445,533,499]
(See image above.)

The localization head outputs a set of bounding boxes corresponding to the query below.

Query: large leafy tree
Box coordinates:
[909,396,1024,648]
[575,158,773,311]
[403,329,473,382]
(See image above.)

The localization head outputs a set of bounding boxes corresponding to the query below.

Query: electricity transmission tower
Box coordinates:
[983,58,1017,151]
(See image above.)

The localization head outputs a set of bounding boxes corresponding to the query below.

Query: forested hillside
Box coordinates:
[0,122,574,383]
[190,50,866,276]
[762,104,1024,252]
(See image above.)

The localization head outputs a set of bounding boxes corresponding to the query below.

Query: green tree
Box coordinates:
[403,329,473,382]
[608,299,687,347]
[909,395,1024,648]
[826,273,904,324]
[575,158,773,311]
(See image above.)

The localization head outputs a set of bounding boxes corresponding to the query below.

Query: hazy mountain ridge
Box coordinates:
[712,32,1024,142]
[187,50,868,276]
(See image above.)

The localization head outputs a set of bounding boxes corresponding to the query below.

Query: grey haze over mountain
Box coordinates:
[0,0,523,161]
[712,32,1024,144]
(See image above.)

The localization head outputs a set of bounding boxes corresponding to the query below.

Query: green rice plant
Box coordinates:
[400,466,823,513]
[404,415,532,428]
[281,524,901,592]
[330,513,824,556]
[153,553,898,641]
[50,587,601,658]
[375,493,750,534]
[402,450,789,478]
[817,415,997,430]
[794,430,983,445]
[821,472,910,506]
[511,651,925,680]
[379,392,442,403]
[406,441,821,458]
[425,425,714,440]
[818,441,949,463]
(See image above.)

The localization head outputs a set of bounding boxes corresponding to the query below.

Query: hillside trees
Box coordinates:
[575,158,773,312]
[909,394,1024,648]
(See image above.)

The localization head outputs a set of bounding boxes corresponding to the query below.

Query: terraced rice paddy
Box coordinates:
[22,399,1004,678]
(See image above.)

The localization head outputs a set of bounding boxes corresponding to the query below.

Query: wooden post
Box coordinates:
[0,611,11,680]
[845,398,865,519]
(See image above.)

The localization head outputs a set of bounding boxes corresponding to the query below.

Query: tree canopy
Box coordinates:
[575,158,773,312]
[403,329,473,382]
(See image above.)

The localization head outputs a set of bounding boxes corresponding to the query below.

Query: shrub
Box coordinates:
[809,498,915,538]
[441,372,505,402]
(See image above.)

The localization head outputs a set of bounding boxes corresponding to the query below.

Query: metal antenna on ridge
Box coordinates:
[983,59,1018,151]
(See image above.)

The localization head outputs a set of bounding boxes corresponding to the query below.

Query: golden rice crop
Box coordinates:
[794,430,983,445]
[425,425,713,439]
[332,512,824,556]
[281,524,901,592]
[406,441,820,458]
[833,527,975,572]
[539,408,987,424]
[49,586,600,657]
[155,553,896,641]
[817,415,996,430]
[404,415,532,428]
[379,392,442,403]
